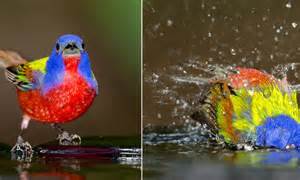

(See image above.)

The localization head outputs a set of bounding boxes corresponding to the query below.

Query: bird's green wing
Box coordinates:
[5,57,48,91]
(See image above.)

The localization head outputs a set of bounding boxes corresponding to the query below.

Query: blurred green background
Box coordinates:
[0,0,141,145]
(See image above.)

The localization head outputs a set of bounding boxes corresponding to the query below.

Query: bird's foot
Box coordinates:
[57,131,81,146]
[11,136,33,162]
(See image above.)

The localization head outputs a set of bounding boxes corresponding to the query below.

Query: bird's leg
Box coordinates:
[51,123,81,146]
[11,115,33,162]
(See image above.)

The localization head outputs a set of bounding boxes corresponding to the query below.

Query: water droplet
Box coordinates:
[262,16,268,21]
[167,19,173,26]
[157,113,162,119]
[242,80,249,87]
[248,89,254,96]
[276,27,282,33]
[292,22,298,28]
[201,2,205,9]
[230,48,237,55]
[153,23,160,31]
[286,2,292,8]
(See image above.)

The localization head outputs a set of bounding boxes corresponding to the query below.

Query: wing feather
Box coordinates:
[5,57,48,91]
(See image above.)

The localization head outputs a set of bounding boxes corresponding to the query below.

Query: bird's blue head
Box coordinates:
[54,34,85,57]
[43,34,98,94]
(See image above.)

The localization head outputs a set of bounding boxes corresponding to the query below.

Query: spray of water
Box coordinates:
[144,60,300,150]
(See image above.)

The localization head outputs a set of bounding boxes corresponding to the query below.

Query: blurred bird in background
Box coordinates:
[192,67,300,150]
[0,34,98,161]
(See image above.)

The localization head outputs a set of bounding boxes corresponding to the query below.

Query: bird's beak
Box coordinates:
[62,43,82,56]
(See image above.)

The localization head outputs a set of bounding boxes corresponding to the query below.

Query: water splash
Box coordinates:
[144,121,218,146]
[144,60,300,149]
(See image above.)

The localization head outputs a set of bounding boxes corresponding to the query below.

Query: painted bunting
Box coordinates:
[192,67,300,149]
[0,34,98,161]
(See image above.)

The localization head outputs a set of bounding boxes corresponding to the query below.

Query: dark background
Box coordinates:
[144,0,300,126]
[0,0,141,145]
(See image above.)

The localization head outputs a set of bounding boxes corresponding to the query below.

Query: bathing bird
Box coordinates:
[0,34,98,161]
[192,67,300,150]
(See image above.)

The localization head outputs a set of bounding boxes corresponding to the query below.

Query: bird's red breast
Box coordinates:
[17,56,96,123]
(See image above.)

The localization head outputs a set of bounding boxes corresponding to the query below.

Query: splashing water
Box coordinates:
[144,60,300,150]
[144,1,300,178]
[144,121,218,145]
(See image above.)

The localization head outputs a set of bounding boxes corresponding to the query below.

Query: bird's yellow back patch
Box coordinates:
[27,56,48,74]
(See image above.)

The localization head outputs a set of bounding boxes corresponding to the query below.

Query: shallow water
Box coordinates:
[0,156,140,180]
[0,136,141,180]
[144,144,300,180]
[144,127,300,179]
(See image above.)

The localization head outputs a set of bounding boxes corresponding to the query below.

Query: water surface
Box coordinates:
[0,136,141,180]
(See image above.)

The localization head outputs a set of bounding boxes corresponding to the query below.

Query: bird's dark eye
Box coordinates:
[82,43,85,49]
[56,43,60,51]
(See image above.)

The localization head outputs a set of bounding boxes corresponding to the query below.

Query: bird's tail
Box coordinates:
[0,50,27,68]
[191,81,236,137]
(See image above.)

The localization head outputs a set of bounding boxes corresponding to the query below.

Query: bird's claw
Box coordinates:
[70,134,81,145]
[57,131,81,146]
[11,136,33,162]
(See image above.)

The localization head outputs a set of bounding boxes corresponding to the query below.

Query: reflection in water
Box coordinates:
[225,149,300,167]
[145,144,300,180]
[146,144,300,167]
[17,161,84,180]
[0,147,141,180]
[18,166,85,180]
[16,159,87,180]
[118,148,142,168]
